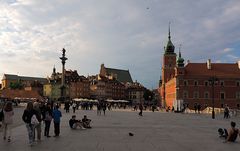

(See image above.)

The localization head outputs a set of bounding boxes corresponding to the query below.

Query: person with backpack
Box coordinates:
[2,102,14,142]
[33,102,42,141]
[22,102,37,146]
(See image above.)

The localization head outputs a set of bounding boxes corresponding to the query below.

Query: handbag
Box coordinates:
[31,114,39,126]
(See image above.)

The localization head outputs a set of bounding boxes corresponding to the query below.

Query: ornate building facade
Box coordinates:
[159,27,240,110]
[43,67,90,100]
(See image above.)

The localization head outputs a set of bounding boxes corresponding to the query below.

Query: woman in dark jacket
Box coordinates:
[44,103,52,137]
[22,102,36,146]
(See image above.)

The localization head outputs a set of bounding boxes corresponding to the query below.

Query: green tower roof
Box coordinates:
[164,23,175,54]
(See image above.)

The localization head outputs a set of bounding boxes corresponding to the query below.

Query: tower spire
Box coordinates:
[168,22,171,40]
[165,22,175,54]
[179,44,182,58]
[177,44,184,67]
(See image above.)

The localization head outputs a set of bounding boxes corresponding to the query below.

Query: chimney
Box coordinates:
[187,60,190,64]
[207,59,211,70]
[238,61,240,69]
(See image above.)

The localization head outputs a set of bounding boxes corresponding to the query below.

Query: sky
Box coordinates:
[0,0,240,89]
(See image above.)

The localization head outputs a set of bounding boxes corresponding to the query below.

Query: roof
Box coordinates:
[105,67,133,83]
[2,74,47,82]
[184,63,240,78]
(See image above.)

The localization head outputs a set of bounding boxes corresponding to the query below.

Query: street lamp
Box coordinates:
[208,76,219,119]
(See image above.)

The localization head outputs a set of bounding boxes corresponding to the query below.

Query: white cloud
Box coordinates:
[0,0,240,88]
[227,54,239,60]
[223,48,233,53]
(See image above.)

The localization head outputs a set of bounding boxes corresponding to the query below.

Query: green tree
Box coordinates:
[9,81,23,90]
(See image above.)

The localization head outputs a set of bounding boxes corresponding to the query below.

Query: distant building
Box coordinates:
[43,67,90,100]
[126,81,145,104]
[1,74,47,96]
[100,64,133,83]
[88,64,135,100]
[159,27,240,109]
[1,74,47,89]
[89,74,125,100]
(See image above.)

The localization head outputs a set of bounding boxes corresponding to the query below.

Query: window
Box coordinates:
[236,92,240,99]
[205,81,208,86]
[204,92,209,99]
[236,81,240,87]
[183,91,188,99]
[193,91,199,99]
[220,81,224,87]
[194,80,198,86]
[220,92,225,100]
[183,80,188,86]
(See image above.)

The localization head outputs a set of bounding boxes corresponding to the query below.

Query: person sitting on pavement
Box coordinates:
[218,128,228,139]
[82,115,92,128]
[223,121,240,142]
[69,115,85,130]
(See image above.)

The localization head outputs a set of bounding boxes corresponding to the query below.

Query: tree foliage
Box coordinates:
[9,82,23,90]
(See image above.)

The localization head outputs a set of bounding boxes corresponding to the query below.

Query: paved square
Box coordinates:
[0,108,239,151]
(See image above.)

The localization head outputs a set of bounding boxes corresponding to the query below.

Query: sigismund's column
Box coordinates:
[60,48,68,101]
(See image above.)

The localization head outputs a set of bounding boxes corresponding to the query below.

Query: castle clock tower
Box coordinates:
[162,25,176,83]
[160,25,176,107]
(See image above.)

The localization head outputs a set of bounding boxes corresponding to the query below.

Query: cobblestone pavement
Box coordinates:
[0,107,239,151]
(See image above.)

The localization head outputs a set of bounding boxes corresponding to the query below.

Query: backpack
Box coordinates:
[31,114,39,126]
[0,109,4,122]
[45,111,52,121]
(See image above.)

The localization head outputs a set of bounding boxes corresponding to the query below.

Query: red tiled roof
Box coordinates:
[184,63,240,78]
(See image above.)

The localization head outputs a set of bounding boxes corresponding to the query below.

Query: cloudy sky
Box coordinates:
[0,0,240,89]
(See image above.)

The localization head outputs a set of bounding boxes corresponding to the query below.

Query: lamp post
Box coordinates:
[208,76,218,119]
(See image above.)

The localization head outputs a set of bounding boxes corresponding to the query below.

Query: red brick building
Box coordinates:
[159,28,240,110]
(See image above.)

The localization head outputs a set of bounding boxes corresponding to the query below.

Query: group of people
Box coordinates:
[0,101,93,146]
[218,121,240,143]
[22,102,62,146]
[69,115,91,129]
[97,102,107,116]
[1,101,240,147]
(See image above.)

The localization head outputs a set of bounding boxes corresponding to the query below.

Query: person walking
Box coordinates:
[44,103,52,137]
[22,102,37,146]
[52,106,62,137]
[72,102,76,113]
[102,102,107,116]
[97,103,102,115]
[2,102,14,142]
[139,104,143,116]
[64,102,70,113]
[33,102,42,141]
